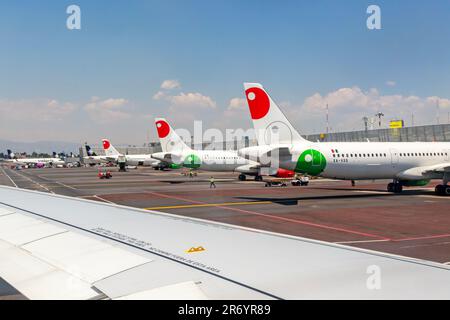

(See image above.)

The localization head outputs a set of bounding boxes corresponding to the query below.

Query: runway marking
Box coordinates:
[417,195,450,200]
[36,175,80,191]
[334,239,390,244]
[337,234,450,244]
[0,167,18,188]
[145,201,273,210]
[145,191,390,240]
[93,195,116,204]
[7,169,54,194]
[392,234,450,242]
[353,190,388,194]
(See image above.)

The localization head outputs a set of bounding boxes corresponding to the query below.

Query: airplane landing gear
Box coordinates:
[254,175,263,181]
[387,181,403,193]
[435,184,450,196]
[435,173,450,196]
[238,174,246,181]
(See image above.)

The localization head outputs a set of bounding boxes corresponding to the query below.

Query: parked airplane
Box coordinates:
[101,139,166,169]
[3,149,65,167]
[152,118,292,181]
[82,144,107,164]
[238,83,450,196]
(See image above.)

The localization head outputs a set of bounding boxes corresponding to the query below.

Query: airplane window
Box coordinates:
[346,154,349,157]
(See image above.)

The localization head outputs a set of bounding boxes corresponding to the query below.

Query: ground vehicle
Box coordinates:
[98,170,112,179]
[265,181,287,187]
[291,176,309,186]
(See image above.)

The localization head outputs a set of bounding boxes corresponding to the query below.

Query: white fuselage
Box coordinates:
[7,158,65,166]
[318,142,449,180]
[100,153,159,166]
[153,149,259,173]
[241,141,450,181]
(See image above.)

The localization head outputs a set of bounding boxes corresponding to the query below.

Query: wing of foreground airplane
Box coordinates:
[0,186,450,300]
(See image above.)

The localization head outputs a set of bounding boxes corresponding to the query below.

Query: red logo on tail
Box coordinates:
[155,120,170,138]
[102,139,110,150]
[245,87,270,120]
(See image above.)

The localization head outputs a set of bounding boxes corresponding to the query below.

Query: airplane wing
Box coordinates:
[422,163,450,174]
[235,163,260,174]
[397,163,450,180]
[0,186,450,300]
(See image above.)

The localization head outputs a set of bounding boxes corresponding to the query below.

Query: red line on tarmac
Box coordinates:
[146,191,391,241]
[391,234,450,242]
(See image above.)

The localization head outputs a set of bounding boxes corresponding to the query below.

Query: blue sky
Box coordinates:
[1,1,450,145]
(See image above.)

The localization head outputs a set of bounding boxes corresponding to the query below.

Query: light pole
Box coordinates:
[363,116,369,132]
[375,112,385,128]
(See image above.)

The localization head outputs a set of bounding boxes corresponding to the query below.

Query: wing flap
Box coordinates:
[0,211,153,299]
[115,281,207,300]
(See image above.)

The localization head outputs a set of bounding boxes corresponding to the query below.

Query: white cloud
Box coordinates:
[0,98,76,121]
[168,92,216,109]
[227,97,247,110]
[152,91,166,100]
[386,80,397,87]
[160,79,180,90]
[84,97,131,123]
[296,86,450,131]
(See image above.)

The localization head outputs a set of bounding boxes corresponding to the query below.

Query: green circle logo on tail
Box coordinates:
[183,154,202,169]
[295,149,326,176]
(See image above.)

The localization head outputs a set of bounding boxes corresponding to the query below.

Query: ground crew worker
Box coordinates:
[209,176,216,188]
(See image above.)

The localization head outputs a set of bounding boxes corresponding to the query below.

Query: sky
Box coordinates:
[1,0,450,145]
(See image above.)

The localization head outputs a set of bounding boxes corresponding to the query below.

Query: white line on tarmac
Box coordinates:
[11,170,55,194]
[352,190,389,194]
[334,239,390,244]
[36,175,79,191]
[417,195,450,200]
[93,195,116,204]
[0,166,18,188]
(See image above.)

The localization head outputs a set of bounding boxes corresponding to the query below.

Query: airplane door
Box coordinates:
[445,149,450,162]
[390,149,399,167]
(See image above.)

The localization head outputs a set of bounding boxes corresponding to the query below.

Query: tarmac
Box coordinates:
[1,164,450,298]
[1,165,449,261]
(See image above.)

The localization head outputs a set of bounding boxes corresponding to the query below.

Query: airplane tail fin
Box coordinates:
[85,144,97,156]
[6,149,15,159]
[154,118,191,153]
[243,83,309,145]
[102,139,121,157]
